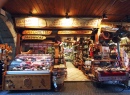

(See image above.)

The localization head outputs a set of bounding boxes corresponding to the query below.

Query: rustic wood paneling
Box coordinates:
[3,0,130,22]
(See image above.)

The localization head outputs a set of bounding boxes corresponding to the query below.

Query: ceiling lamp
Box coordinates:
[65,12,69,19]
[102,13,108,19]
[28,10,33,17]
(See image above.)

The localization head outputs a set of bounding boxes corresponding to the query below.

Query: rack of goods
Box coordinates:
[3,54,53,90]
[91,59,129,92]
[52,64,67,91]
[0,44,12,90]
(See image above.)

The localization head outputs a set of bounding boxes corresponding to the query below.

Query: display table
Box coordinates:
[95,71,129,82]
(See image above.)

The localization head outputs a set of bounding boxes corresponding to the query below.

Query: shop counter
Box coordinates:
[3,54,53,90]
[3,73,51,90]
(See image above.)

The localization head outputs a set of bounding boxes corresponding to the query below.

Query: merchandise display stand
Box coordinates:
[0,44,12,90]
[90,42,130,92]
[52,64,67,91]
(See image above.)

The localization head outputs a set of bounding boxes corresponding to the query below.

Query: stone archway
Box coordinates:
[0,10,17,58]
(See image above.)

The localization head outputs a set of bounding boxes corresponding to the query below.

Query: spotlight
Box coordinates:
[65,12,69,19]
[102,13,108,19]
[28,10,33,17]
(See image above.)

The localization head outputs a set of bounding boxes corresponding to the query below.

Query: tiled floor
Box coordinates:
[64,62,90,81]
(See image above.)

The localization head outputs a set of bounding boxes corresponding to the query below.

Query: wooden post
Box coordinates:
[95,19,102,43]
[16,33,21,55]
[54,44,59,65]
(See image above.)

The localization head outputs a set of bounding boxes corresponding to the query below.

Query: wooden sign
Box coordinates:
[22,30,52,35]
[58,30,92,34]
[22,35,46,40]
[15,17,46,28]
[15,17,101,28]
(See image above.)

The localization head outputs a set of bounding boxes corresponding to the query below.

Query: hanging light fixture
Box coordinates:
[28,10,33,17]
[65,12,69,19]
[61,12,73,27]
[102,13,108,19]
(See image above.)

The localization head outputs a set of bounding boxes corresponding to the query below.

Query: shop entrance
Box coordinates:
[59,36,93,81]
[16,29,94,81]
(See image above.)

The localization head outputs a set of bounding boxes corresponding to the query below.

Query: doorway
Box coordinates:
[59,36,91,81]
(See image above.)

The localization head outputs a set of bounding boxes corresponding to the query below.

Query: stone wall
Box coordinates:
[0,11,17,58]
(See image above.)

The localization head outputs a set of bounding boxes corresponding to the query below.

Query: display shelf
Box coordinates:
[8,54,53,71]
[54,57,63,59]
[54,57,63,64]
[53,64,67,69]
[95,71,128,81]
[120,44,130,46]
[92,59,118,62]
[82,66,91,74]
[120,43,130,58]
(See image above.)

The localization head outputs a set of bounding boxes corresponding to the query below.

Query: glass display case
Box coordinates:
[7,54,53,74]
[3,54,53,90]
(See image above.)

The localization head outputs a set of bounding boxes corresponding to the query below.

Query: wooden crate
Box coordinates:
[3,74,51,90]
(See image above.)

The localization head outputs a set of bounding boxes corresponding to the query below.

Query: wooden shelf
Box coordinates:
[53,64,67,69]
[120,44,130,46]
[92,59,118,62]
[54,57,63,59]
